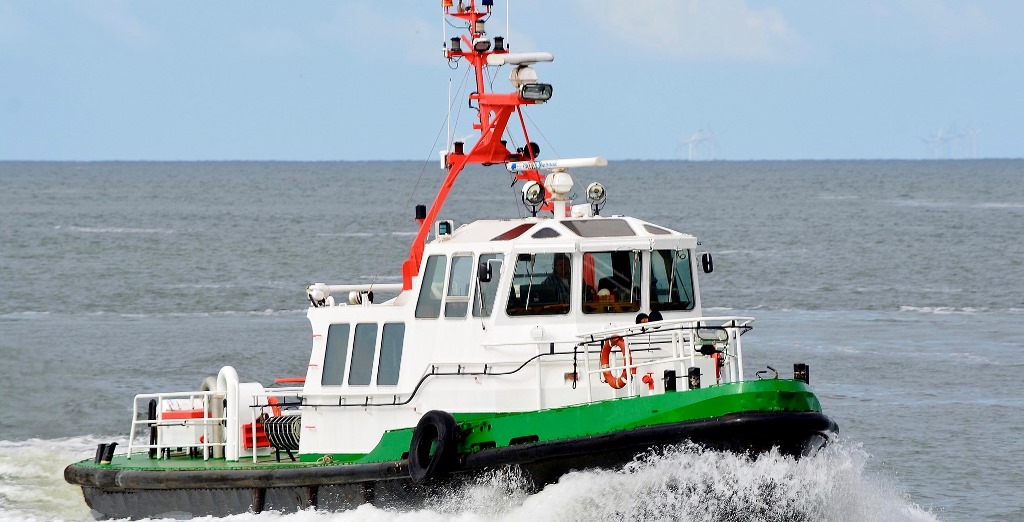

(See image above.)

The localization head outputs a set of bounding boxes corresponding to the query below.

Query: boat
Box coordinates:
[64,1,837,519]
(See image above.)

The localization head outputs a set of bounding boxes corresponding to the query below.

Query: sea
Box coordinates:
[1,159,1022,522]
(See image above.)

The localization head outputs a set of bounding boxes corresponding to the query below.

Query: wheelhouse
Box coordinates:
[409,215,705,325]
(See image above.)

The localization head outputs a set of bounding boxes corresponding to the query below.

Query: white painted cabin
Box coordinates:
[298,213,720,456]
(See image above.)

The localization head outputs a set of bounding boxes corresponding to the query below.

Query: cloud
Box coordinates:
[574,0,803,63]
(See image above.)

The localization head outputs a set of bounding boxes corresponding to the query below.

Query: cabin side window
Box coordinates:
[472,253,504,317]
[321,323,350,386]
[415,255,447,319]
[444,254,473,318]
[506,253,572,316]
[376,323,405,386]
[582,251,642,314]
[348,323,378,385]
[651,249,696,311]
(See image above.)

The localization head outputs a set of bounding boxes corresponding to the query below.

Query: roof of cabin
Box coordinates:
[429,215,694,247]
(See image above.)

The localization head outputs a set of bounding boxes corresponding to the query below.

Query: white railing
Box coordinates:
[575,316,754,399]
[127,390,225,460]
[293,316,753,413]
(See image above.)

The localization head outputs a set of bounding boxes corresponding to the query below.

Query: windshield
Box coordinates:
[650,249,696,311]
[506,253,572,316]
[581,250,641,314]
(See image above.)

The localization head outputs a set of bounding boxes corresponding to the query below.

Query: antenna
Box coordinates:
[447,78,452,155]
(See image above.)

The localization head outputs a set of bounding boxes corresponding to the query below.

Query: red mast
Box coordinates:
[401,0,550,290]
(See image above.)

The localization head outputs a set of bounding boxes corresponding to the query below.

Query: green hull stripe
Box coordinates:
[360,379,819,463]
[76,379,819,470]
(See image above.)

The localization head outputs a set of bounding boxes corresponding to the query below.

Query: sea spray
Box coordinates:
[378,441,935,522]
[507,441,937,522]
[2,439,938,522]
[0,436,117,522]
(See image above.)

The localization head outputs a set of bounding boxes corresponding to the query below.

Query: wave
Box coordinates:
[1,439,936,522]
[886,200,1024,211]
[55,225,175,234]
[0,309,307,320]
[313,231,419,238]
[898,306,985,315]
[973,202,1024,210]
[0,436,121,522]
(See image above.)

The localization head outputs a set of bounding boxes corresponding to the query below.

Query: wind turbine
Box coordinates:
[687,130,705,161]
[703,127,718,160]
[922,126,949,158]
[680,128,717,161]
[964,127,981,158]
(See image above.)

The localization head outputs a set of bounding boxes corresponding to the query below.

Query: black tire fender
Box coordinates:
[408,410,459,483]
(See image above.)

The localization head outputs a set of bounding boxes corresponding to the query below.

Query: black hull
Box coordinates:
[67,411,837,519]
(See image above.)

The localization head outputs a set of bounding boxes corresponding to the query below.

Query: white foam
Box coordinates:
[0,436,122,522]
[898,306,982,315]
[57,225,175,234]
[2,439,936,522]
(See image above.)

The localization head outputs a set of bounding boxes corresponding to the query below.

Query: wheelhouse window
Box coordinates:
[376,323,405,386]
[582,251,641,314]
[321,323,350,386]
[506,253,571,316]
[348,323,378,385]
[651,249,696,311]
[472,253,504,317]
[444,254,473,318]
[415,255,446,319]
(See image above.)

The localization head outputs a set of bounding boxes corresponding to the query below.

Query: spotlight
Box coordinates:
[586,182,606,215]
[586,182,606,205]
[522,181,544,206]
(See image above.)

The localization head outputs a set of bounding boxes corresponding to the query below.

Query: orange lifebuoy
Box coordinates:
[600,335,634,389]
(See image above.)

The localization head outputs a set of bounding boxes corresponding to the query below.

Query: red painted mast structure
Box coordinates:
[401,0,550,290]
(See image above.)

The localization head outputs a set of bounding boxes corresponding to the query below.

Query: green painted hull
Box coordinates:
[66,379,836,519]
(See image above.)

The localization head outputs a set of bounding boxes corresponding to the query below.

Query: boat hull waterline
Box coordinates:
[68,413,835,519]
[66,379,836,519]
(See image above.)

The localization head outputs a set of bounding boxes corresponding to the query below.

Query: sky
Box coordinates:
[2,0,1022,161]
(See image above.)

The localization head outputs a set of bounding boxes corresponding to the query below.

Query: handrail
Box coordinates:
[294,316,755,409]
[575,316,754,393]
[127,390,226,461]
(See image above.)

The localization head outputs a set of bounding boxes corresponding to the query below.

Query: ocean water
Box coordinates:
[1,160,1022,521]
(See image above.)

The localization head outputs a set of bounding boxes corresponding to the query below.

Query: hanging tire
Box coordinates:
[408,410,459,483]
